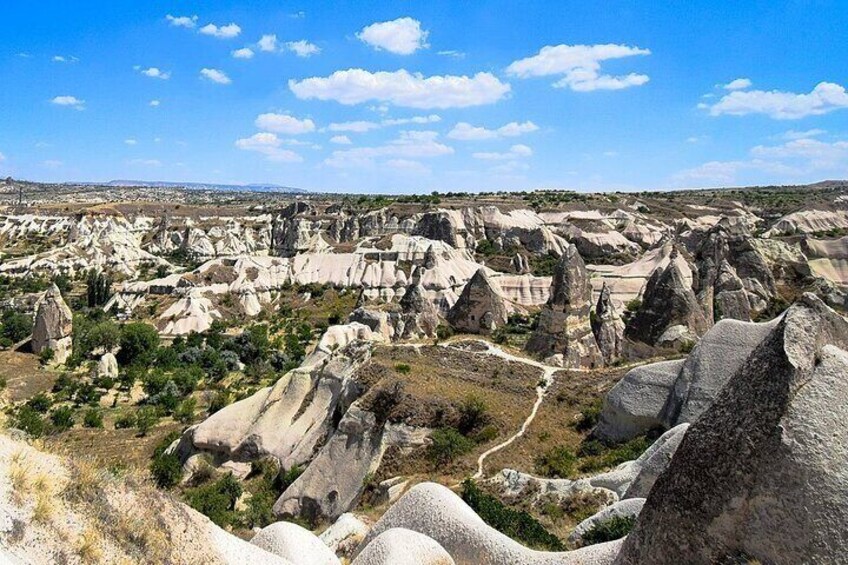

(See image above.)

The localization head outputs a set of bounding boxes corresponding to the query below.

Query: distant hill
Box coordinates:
[103,180,309,194]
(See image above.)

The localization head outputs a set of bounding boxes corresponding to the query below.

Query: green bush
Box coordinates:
[151,452,183,489]
[135,407,159,436]
[535,446,578,478]
[435,324,454,341]
[38,347,55,365]
[578,435,653,474]
[274,465,304,492]
[49,406,75,432]
[458,395,489,435]
[186,473,243,527]
[394,363,411,374]
[461,479,564,551]
[174,397,197,424]
[12,406,46,438]
[574,398,603,432]
[26,393,52,413]
[113,411,136,429]
[624,299,642,313]
[1,309,33,343]
[208,390,232,414]
[82,408,103,428]
[428,427,474,465]
[117,323,160,366]
[580,515,636,546]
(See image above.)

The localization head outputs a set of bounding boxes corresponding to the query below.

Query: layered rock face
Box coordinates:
[624,251,709,348]
[447,268,509,334]
[525,245,603,368]
[596,316,779,442]
[592,283,625,365]
[31,284,73,364]
[617,294,848,564]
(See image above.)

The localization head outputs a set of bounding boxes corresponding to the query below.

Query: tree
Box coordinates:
[86,270,112,308]
[117,323,160,366]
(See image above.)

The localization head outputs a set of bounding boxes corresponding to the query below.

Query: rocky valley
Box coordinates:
[1,180,848,564]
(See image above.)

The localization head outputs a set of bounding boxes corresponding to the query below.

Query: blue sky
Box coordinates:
[1,1,847,193]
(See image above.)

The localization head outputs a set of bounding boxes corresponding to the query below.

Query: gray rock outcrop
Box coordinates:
[96,352,118,379]
[624,252,709,348]
[31,284,73,364]
[525,245,603,368]
[447,269,509,334]
[617,294,848,564]
[592,283,625,365]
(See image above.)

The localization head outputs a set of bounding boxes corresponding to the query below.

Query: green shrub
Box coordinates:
[150,452,183,489]
[535,446,577,478]
[113,412,136,429]
[1,309,33,343]
[49,406,75,432]
[435,324,453,341]
[12,406,46,438]
[135,407,159,436]
[574,398,603,432]
[578,435,654,474]
[274,465,304,492]
[461,479,564,551]
[26,393,52,413]
[38,347,55,365]
[174,397,197,424]
[624,299,642,313]
[580,515,636,546]
[82,408,103,428]
[117,323,160,366]
[428,427,474,465]
[186,473,243,528]
[458,395,489,435]
[394,363,411,374]
[208,390,232,414]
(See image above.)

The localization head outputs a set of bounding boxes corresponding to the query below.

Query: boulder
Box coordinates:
[525,245,603,368]
[320,513,371,558]
[352,528,455,565]
[568,498,645,546]
[250,521,340,565]
[594,360,683,442]
[447,269,509,334]
[624,252,709,348]
[617,294,848,564]
[31,284,73,364]
[592,283,625,365]
[96,352,118,379]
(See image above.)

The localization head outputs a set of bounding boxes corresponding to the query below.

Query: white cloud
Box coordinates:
[166,14,198,28]
[330,135,352,145]
[139,67,171,80]
[235,133,304,162]
[200,68,231,84]
[258,34,278,52]
[780,129,826,140]
[385,159,430,174]
[51,95,85,110]
[290,69,510,109]
[233,47,255,59]
[472,144,533,160]
[751,138,848,169]
[200,23,241,39]
[286,40,321,57]
[52,55,78,63]
[506,43,650,92]
[356,17,429,55]
[255,113,316,135]
[325,130,452,168]
[705,82,848,119]
[437,50,465,59]
[128,158,162,167]
[149,99,161,107]
[328,121,380,133]
[723,78,752,90]
[448,120,538,141]
[124,139,137,145]
[382,114,441,126]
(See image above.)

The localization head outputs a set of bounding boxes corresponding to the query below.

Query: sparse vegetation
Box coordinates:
[580,515,636,546]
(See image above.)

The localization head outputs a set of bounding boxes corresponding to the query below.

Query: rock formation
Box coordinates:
[446,268,509,334]
[397,267,440,339]
[31,284,73,364]
[624,250,709,348]
[617,294,848,563]
[596,316,779,442]
[592,283,625,365]
[525,245,603,368]
[96,352,118,379]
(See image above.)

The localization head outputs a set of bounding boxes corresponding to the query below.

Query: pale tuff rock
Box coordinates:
[525,245,603,369]
[96,352,118,379]
[351,528,455,565]
[624,251,709,348]
[596,314,779,442]
[250,521,341,565]
[763,208,848,237]
[621,424,688,499]
[31,284,73,364]
[320,513,371,558]
[617,294,848,564]
[447,268,510,334]
[158,290,222,335]
[354,482,623,565]
[511,252,530,274]
[568,498,645,546]
[592,283,624,365]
